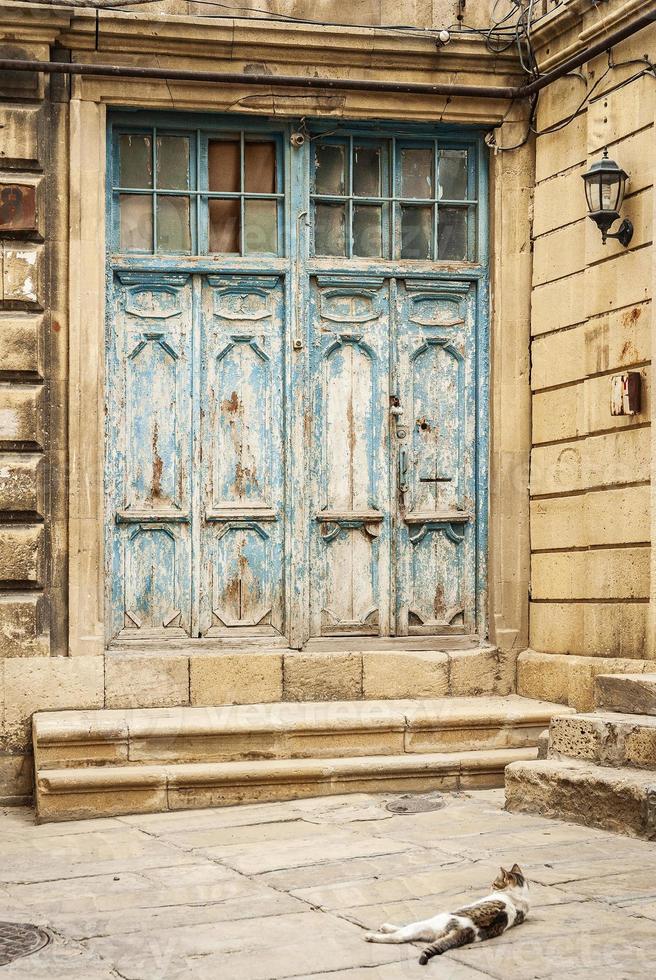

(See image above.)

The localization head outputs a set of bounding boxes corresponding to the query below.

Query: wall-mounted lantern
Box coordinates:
[582,148,633,247]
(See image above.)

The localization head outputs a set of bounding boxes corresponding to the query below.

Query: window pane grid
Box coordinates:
[311,136,477,260]
[114,126,283,257]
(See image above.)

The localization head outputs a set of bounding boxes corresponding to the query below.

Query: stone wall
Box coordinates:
[0,15,72,800]
[522,11,655,700]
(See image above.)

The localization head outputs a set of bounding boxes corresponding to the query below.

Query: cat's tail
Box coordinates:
[419,927,475,966]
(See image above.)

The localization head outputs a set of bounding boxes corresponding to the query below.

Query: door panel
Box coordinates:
[199,276,286,637]
[395,280,478,634]
[309,277,391,636]
[107,272,193,638]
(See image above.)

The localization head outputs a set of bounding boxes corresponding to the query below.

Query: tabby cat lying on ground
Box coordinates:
[363,864,529,965]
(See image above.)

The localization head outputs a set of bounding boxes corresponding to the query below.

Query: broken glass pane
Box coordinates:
[438,206,468,260]
[353,146,381,197]
[157,196,191,252]
[438,148,468,200]
[120,194,152,251]
[314,202,346,256]
[156,136,190,190]
[208,198,240,253]
[314,144,346,196]
[245,141,276,194]
[208,139,240,193]
[400,147,433,199]
[244,199,278,254]
[119,134,152,189]
[353,204,383,257]
[400,205,432,259]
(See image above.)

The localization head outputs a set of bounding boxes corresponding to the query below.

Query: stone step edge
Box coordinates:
[552,710,656,729]
[505,757,656,791]
[37,746,537,794]
[33,697,571,745]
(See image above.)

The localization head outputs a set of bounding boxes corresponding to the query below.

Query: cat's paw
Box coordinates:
[363,932,378,943]
[379,923,398,933]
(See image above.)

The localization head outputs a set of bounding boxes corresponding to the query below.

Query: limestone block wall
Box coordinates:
[527,23,655,671]
[0,31,71,802]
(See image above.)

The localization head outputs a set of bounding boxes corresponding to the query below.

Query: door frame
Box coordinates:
[69,105,493,655]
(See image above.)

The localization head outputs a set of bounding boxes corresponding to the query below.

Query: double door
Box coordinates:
[106,268,483,644]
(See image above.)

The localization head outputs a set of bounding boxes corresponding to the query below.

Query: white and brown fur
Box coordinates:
[363,864,529,966]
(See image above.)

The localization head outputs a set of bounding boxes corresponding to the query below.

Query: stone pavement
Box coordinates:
[1,789,655,979]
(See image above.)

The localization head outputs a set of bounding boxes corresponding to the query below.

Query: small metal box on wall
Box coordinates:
[610,371,641,416]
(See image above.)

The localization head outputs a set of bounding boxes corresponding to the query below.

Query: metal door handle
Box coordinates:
[399,446,409,495]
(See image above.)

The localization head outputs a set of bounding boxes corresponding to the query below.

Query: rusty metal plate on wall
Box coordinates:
[0,921,50,966]
[0,183,37,232]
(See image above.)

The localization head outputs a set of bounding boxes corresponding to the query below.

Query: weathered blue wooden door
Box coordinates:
[199,276,286,638]
[106,118,487,645]
[308,277,481,636]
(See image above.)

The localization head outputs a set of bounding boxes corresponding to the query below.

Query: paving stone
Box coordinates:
[83,911,412,979]
[0,789,654,978]
[203,829,414,876]
[155,816,330,850]
[258,846,460,892]
[306,960,487,978]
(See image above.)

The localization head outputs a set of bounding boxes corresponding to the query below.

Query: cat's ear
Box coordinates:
[499,867,508,877]
[510,863,522,875]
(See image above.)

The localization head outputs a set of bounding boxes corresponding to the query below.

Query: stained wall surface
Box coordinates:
[528,18,655,666]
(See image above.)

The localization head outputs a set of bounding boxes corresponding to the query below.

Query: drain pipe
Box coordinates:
[0,6,653,100]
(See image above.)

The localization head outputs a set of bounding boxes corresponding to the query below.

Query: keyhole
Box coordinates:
[417,418,430,431]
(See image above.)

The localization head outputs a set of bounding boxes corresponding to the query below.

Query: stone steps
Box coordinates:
[36,746,538,823]
[505,673,656,840]
[33,695,567,822]
[549,711,656,770]
[505,758,656,840]
[596,673,656,716]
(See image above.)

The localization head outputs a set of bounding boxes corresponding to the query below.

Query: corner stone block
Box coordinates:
[517,650,570,705]
[362,651,448,699]
[0,753,33,803]
[0,594,48,658]
[0,105,40,166]
[0,384,44,447]
[0,524,44,585]
[1,655,104,751]
[0,315,42,376]
[448,647,515,696]
[517,650,648,711]
[2,244,43,305]
[190,653,283,706]
[284,652,362,701]
[0,452,43,515]
[105,654,190,709]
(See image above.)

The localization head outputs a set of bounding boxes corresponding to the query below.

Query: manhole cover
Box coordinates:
[386,792,446,814]
[0,922,50,966]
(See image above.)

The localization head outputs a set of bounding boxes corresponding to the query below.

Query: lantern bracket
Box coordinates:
[603,218,633,248]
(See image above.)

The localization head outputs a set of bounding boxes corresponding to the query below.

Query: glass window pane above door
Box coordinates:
[438,206,468,260]
[314,144,346,196]
[208,139,241,193]
[208,198,240,253]
[120,194,153,251]
[119,134,153,189]
[353,145,382,197]
[314,202,346,256]
[156,136,190,190]
[400,205,432,260]
[353,204,383,257]
[400,148,433,199]
[157,196,191,252]
[244,199,278,254]
[438,148,468,200]
[245,141,277,193]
